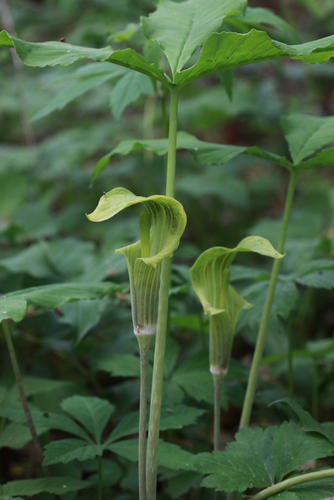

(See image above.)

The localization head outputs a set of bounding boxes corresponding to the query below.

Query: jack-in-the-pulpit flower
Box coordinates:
[87,187,187,337]
[190,236,284,376]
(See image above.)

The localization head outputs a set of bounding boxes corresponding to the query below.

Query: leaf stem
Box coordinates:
[2,320,49,476]
[250,468,334,500]
[138,334,152,500]
[239,169,298,429]
[146,86,179,500]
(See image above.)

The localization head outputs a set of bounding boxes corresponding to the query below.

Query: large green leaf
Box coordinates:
[2,477,90,496]
[61,396,115,444]
[141,0,246,78]
[0,30,169,85]
[4,282,114,310]
[43,439,104,466]
[174,29,334,87]
[193,421,334,493]
[0,297,26,323]
[281,114,334,164]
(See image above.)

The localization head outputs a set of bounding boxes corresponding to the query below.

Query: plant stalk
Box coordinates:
[98,455,103,500]
[213,374,224,500]
[138,335,152,500]
[239,169,297,429]
[146,86,178,500]
[2,320,49,476]
[250,468,334,500]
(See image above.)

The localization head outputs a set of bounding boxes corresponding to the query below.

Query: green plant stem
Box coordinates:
[213,374,223,500]
[98,455,103,500]
[2,320,49,476]
[288,317,294,403]
[239,169,297,429]
[138,335,152,500]
[250,468,334,500]
[146,86,178,500]
[213,374,223,452]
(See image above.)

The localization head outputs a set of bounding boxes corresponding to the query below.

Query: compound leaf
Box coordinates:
[61,396,115,444]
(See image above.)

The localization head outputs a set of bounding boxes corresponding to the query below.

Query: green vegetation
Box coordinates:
[1,1,334,499]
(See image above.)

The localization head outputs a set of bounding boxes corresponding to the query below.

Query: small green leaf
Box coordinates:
[110,71,153,120]
[0,30,169,84]
[281,114,334,165]
[174,29,334,87]
[43,439,104,465]
[141,0,246,78]
[2,477,90,496]
[0,422,47,450]
[0,297,26,323]
[61,396,115,444]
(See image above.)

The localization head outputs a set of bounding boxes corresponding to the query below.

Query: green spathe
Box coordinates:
[190,236,283,373]
[87,188,186,335]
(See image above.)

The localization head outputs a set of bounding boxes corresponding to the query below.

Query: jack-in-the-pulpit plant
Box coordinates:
[87,186,186,500]
[190,236,284,452]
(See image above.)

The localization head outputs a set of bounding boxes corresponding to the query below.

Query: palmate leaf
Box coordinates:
[0,30,169,85]
[141,0,247,78]
[2,477,90,496]
[61,396,115,444]
[192,421,334,493]
[174,29,334,87]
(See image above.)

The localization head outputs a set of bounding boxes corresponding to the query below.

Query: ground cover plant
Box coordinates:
[1,0,334,499]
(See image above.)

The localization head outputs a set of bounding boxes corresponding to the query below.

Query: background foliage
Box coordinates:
[1,0,334,498]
